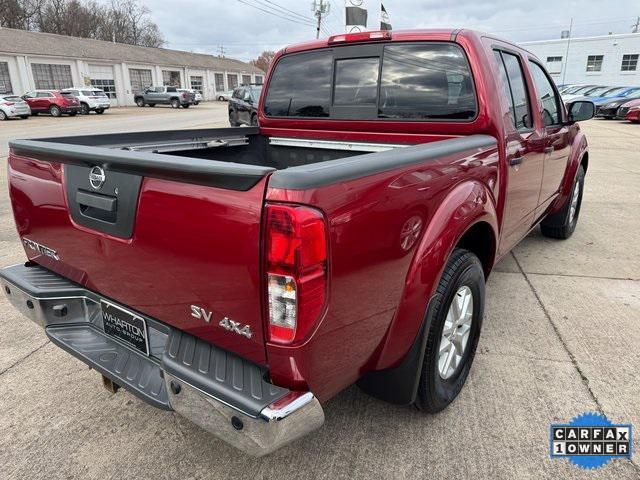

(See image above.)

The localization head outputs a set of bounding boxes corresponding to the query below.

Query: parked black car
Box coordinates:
[596,92,640,119]
[228,84,262,126]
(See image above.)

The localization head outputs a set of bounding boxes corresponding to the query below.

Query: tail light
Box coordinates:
[265,204,328,344]
[181,93,187,99]
[4,102,14,106]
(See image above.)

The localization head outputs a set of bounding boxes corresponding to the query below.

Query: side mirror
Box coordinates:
[566,100,595,123]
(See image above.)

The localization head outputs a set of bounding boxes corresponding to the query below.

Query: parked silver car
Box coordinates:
[217,90,233,101]
[0,95,31,120]
[134,86,194,108]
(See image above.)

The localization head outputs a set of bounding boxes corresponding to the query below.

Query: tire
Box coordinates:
[0,110,7,121]
[95,109,104,114]
[135,97,145,107]
[182,104,190,109]
[218,96,224,101]
[80,103,90,115]
[194,101,200,105]
[250,114,258,126]
[31,112,38,116]
[148,104,155,107]
[49,105,61,117]
[170,98,180,109]
[229,110,239,127]
[69,112,77,117]
[415,248,485,413]
[540,165,585,239]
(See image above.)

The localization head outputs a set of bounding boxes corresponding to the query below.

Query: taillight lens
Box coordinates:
[265,204,327,344]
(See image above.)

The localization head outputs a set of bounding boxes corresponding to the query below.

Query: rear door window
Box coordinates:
[499,52,532,130]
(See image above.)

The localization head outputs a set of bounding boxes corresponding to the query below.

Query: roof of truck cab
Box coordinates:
[281,28,526,55]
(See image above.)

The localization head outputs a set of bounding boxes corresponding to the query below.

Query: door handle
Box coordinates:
[509,156,523,167]
[544,146,554,154]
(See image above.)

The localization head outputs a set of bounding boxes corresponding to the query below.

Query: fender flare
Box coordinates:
[357,180,498,405]
[548,131,588,215]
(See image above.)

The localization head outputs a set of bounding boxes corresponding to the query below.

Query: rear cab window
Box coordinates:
[263,42,477,121]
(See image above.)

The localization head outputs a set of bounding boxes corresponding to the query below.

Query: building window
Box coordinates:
[255,75,263,84]
[129,68,152,93]
[242,74,252,85]
[0,62,13,94]
[91,79,117,99]
[162,70,181,87]
[31,63,73,89]
[214,73,225,91]
[586,55,604,72]
[190,75,203,92]
[227,73,238,90]
[621,54,639,71]
[546,56,563,74]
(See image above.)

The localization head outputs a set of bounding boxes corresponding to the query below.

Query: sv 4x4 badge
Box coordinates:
[190,305,253,339]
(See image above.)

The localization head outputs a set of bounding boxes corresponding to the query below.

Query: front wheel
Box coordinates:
[415,248,485,413]
[95,109,104,114]
[49,105,61,117]
[20,115,29,119]
[80,103,90,115]
[250,114,258,126]
[229,110,239,127]
[0,110,7,121]
[182,104,190,109]
[540,165,585,239]
[135,97,145,107]
[170,99,180,109]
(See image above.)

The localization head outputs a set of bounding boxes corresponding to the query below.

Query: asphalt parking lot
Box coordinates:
[0,103,638,479]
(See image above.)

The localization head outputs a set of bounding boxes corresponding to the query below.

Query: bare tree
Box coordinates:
[2,0,164,48]
[250,51,276,72]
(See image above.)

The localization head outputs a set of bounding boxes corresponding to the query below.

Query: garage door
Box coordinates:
[89,65,119,106]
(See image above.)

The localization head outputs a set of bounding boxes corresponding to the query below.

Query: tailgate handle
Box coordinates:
[76,190,117,213]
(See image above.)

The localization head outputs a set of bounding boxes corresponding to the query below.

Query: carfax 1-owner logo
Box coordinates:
[550,412,633,470]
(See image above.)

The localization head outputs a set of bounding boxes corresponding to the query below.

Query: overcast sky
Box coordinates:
[142,0,640,62]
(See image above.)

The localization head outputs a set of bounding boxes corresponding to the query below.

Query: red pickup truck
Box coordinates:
[1,29,594,456]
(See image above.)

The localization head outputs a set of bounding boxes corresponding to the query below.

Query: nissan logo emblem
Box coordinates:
[89,166,106,190]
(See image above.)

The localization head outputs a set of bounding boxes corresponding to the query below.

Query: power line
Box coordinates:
[312,0,330,39]
[260,0,314,22]
[236,0,316,26]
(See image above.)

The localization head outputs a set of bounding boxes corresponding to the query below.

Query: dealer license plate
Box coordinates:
[101,300,149,356]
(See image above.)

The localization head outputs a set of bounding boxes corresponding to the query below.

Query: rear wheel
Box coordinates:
[194,101,200,105]
[170,98,180,109]
[69,112,77,117]
[218,96,224,101]
[148,104,155,107]
[250,113,258,126]
[95,109,104,114]
[49,105,61,117]
[20,115,29,119]
[0,110,7,121]
[182,104,190,109]
[80,103,90,115]
[135,97,145,107]
[540,165,585,239]
[415,248,484,413]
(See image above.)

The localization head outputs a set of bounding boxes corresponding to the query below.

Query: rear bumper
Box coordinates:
[0,262,324,456]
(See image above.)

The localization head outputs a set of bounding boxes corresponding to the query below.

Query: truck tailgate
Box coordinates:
[7,140,274,364]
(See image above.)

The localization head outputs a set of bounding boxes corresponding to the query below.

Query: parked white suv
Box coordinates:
[61,87,111,114]
[0,95,31,120]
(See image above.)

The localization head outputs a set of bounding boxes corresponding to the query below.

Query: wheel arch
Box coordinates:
[357,180,498,405]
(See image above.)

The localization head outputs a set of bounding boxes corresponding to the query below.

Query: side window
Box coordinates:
[333,57,380,106]
[528,61,561,126]
[167,87,177,93]
[23,92,35,98]
[493,51,516,128]
[500,52,532,130]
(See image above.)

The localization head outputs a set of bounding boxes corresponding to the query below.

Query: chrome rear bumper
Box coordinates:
[0,263,324,456]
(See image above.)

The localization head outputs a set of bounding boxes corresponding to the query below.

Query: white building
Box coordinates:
[522,33,640,87]
[0,27,265,106]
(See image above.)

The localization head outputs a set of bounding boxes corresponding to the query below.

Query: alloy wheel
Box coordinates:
[438,286,474,380]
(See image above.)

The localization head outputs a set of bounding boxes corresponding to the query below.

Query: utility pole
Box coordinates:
[561,18,573,86]
[218,45,226,58]
[312,0,330,39]
[632,16,640,33]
